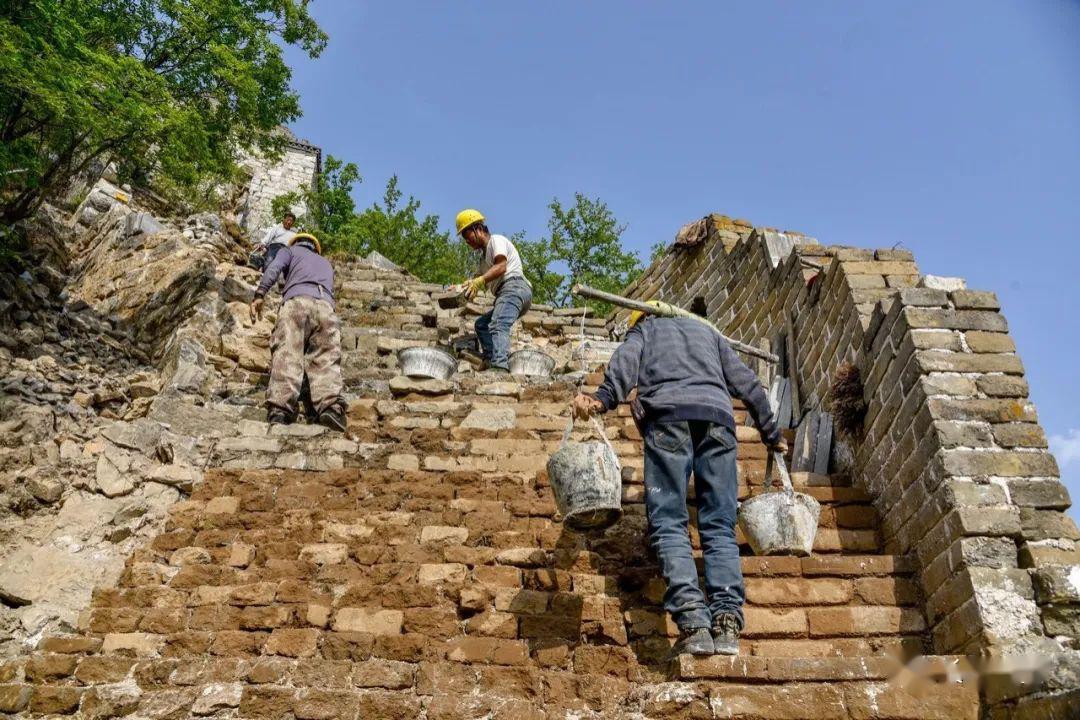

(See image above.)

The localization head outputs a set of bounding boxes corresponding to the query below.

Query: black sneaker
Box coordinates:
[317,404,348,432]
[672,627,715,657]
[267,409,293,425]
[711,612,741,655]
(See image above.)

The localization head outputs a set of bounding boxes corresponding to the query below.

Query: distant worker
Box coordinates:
[456,209,532,375]
[572,302,786,657]
[257,211,297,266]
[250,233,347,431]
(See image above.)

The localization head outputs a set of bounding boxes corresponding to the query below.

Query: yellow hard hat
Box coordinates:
[290,233,321,255]
[456,208,485,236]
[628,300,662,328]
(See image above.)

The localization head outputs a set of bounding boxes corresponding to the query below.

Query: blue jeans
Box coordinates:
[475,276,532,369]
[643,419,744,631]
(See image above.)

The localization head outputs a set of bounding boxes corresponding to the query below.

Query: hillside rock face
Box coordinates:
[0,202,1076,717]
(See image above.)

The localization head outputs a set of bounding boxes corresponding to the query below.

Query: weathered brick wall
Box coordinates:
[620,215,1079,661]
[241,142,320,237]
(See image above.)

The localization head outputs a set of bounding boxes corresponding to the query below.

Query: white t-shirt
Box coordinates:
[260,224,295,247]
[480,234,530,293]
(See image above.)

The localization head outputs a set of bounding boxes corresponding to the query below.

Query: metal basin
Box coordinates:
[509,349,555,378]
[397,346,457,380]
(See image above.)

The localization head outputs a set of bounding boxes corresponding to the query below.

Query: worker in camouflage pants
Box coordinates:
[250,233,347,431]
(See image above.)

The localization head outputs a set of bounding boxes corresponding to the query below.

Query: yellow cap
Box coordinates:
[628,300,663,328]
[289,233,321,255]
[456,208,485,235]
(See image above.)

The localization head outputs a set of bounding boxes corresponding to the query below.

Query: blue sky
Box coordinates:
[284,2,1080,512]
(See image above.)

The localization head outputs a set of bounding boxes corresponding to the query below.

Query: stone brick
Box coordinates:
[1020,541,1080,568]
[1033,565,1080,604]
[264,628,320,658]
[466,611,518,638]
[573,645,635,678]
[992,423,1048,448]
[915,350,1023,374]
[963,330,1015,353]
[742,608,808,638]
[746,578,853,606]
[705,683,848,719]
[299,543,349,565]
[101,632,163,656]
[29,686,82,715]
[420,526,469,544]
[904,307,1007,332]
[1008,479,1071,509]
[24,654,77,682]
[74,656,137,684]
[228,543,256,567]
[353,659,416,689]
[418,563,468,586]
[0,686,31,713]
[332,608,403,636]
[1041,605,1080,638]
[1019,508,1080,542]
[928,398,1036,423]
[952,290,1000,310]
[807,607,926,636]
[38,636,102,654]
[976,375,1028,398]
[935,420,993,448]
[205,496,239,514]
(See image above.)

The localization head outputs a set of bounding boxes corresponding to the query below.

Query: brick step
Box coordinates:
[0,662,978,719]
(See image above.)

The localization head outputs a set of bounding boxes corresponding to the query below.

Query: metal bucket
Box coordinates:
[509,349,555,378]
[547,417,622,531]
[397,346,456,380]
[738,451,821,556]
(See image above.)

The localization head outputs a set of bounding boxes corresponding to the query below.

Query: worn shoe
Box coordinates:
[266,409,293,425]
[317,404,348,432]
[711,613,741,655]
[672,627,715,657]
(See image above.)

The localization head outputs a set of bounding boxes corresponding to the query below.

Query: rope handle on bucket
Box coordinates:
[560,413,620,463]
[766,450,795,495]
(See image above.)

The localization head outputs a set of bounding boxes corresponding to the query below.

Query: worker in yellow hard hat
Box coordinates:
[455,209,533,375]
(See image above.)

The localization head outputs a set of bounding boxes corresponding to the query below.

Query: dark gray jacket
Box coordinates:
[255,243,335,308]
[594,316,780,444]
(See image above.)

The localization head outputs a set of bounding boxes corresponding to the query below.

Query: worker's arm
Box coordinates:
[718,336,784,450]
[258,226,277,246]
[589,324,645,413]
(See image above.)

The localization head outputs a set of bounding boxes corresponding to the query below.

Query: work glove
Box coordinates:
[462,276,486,300]
[250,296,264,323]
[572,393,604,420]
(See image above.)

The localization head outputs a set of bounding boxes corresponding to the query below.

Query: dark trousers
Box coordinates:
[643,419,744,630]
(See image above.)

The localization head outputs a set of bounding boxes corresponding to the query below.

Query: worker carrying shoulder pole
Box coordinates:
[250,233,347,432]
[456,209,533,375]
[572,301,788,657]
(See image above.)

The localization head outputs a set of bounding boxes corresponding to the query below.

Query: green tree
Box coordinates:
[513,233,563,306]
[546,193,644,311]
[351,175,471,284]
[271,155,360,250]
[0,0,327,223]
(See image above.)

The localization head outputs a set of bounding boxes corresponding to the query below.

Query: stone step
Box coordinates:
[0,661,978,718]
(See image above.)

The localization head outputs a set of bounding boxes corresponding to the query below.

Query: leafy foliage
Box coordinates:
[546,193,645,312]
[274,158,469,285]
[0,0,327,222]
[513,233,563,306]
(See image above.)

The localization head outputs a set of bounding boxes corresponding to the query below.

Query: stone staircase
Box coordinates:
[0,260,980,717]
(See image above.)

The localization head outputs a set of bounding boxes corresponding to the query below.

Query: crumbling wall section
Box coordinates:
[239,141,320,237]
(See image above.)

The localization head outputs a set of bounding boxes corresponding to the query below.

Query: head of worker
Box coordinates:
[289,232,321,255]
[456,208,489,251]
[627,300,663,329]
[282,212,296,230]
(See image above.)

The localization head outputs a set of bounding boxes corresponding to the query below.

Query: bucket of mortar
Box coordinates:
[509,348,555,378]
[547,415,622,531]
[398,346,457,380]
[738,451,821,556]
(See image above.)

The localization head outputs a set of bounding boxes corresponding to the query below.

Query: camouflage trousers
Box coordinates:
[267,296,344,417]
